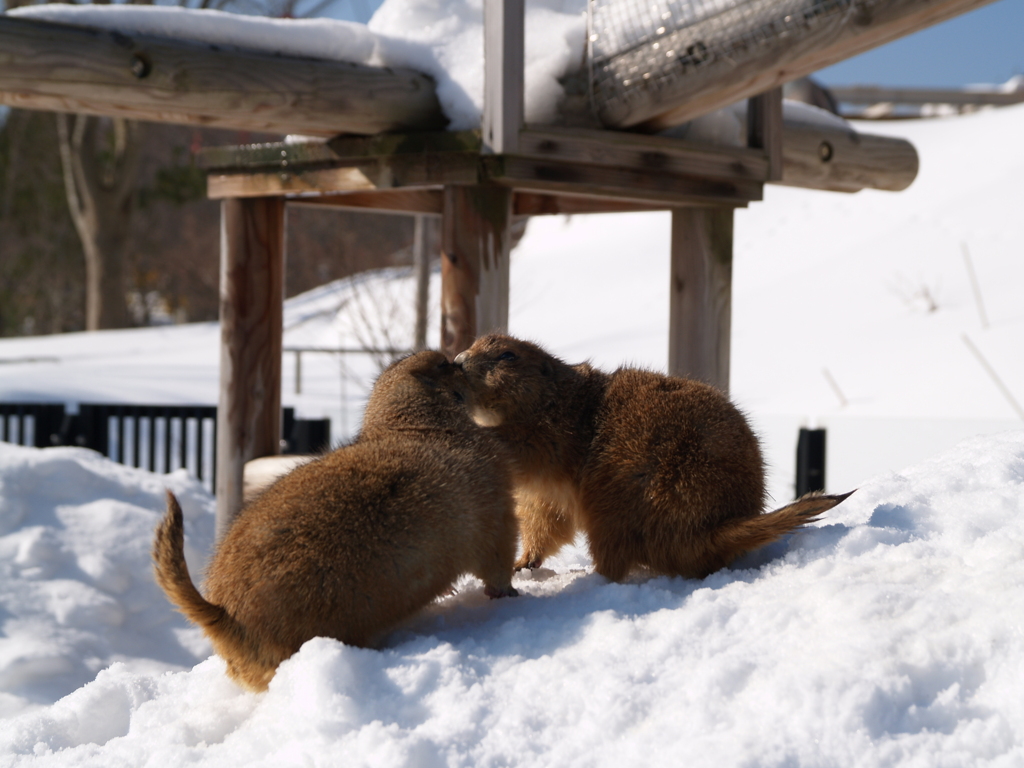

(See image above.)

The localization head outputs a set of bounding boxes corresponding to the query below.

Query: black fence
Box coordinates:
[0,402,330,490]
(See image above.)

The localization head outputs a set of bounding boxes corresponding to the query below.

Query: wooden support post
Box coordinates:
[747,87,784,182]
[483,0,524,154]
[440,185,512,359]
[668,207,734,393]
[215,196,285,540]
[412,214,430,352]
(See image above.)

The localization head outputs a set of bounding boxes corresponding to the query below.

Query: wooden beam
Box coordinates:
[747,88,784,182]
[0,15,445,137]
[484,156,762,207]
[215,196,285,539]
[829,85,1024,106]
[779,116,918,193]
[199,131,483,171]
[592,0,999,130]
[513,192,663,216]
[483,0,524,154]
[287,189,444,216]
[518,125,769,182]
[440,186,512,359]
[207,155,478,199]
[669,207,733,393]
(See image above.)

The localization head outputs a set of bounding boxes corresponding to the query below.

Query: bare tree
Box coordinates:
[10,0,378,331]
[56,114,141,330]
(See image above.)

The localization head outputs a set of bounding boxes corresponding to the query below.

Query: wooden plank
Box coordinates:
[440,186,513,358]
[747,88,784,182]
[207,154,478,199]
[485,156,762,207]
[289,189,444,215]
[198,131,482,172]
[669,207,733,393]
[779,120,919,193]
[413,215,431,351]
[215,197,285,539]
[518,125,769,182]
[598,0,1001,130]
[513,192,663,216]
[0,15,445,137]
[829,85,1024,106]
[483,0,524,154]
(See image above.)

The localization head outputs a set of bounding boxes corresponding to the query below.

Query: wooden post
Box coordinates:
[482,0,524,154]
[747,87,784,182]
[668,207,734,393]
[440,185,512,359]
[412,214,430,352]
[215,196,285,540]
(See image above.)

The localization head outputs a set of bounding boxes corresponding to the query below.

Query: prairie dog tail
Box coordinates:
[712,490,853,561]
[153,492,255,659]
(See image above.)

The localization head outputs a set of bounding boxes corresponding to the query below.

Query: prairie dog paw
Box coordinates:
[484,584,519,599]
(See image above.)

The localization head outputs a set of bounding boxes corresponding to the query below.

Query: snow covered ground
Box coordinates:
[2,3,1024,762]
[1,432,1022,766]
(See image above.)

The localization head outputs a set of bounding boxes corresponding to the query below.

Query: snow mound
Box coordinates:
[1,432,1022,765]
[0,443,214,719]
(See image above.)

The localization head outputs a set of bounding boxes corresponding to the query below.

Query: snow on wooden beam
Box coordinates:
[0,15,446,137]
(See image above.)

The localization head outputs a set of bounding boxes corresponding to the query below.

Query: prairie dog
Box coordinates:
[153,351,518,692]
[455,334,850,582]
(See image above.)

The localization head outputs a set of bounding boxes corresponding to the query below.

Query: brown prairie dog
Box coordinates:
[455,334,850,582]
[153,350,518,692]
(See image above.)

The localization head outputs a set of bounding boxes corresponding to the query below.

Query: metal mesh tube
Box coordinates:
[589,0,853,127]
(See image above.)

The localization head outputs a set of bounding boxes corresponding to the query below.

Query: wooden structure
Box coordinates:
[829,84,1024,119]
[0,15,445,136]
[0,0,954,534]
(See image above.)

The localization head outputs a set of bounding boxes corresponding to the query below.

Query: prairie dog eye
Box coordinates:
[497,351,517,362]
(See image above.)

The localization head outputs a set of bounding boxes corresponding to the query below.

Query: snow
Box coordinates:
[8,1,589,130]
[1,433,1022,765]
[0,444,215,719]
[2,5,1024,761]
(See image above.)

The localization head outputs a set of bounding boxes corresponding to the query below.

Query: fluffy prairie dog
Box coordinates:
[455,334,850,582]
[153,351,518,692]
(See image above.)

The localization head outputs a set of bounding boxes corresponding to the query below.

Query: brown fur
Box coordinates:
[152,351,518,692]
[455,334,851,582]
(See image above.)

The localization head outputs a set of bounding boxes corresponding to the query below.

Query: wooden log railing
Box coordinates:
[0,15,446,137]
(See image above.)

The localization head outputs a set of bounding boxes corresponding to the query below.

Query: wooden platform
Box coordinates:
[199,127,768,213]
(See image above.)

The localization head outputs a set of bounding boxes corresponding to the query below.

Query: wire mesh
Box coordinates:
[588,0,852,127]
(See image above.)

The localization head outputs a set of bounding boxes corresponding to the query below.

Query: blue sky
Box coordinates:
[815,0,1024,87]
